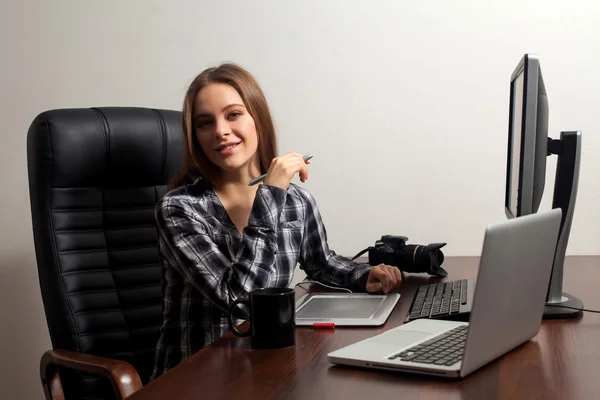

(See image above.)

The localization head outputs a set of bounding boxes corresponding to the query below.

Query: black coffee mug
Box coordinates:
[227,287,296,349]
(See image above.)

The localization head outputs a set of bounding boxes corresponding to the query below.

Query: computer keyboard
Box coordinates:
[406,279,475,322]
[387,325,467,366]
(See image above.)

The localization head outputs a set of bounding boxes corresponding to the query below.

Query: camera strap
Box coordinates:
[350,247,374,261]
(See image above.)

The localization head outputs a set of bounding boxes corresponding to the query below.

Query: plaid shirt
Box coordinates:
[150,176,372,379]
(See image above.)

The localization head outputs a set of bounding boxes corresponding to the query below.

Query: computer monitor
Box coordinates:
[505,54,548,218]
[504,53,583,319]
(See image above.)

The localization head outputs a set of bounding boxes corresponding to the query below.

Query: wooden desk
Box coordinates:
[130,256,600,400]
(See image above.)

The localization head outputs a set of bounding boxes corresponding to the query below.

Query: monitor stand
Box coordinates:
[543,131,583,319]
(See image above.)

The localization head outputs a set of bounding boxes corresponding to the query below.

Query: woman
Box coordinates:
[151,63,402,378]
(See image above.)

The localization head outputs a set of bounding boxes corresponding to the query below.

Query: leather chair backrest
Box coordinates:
[27,107,183,399]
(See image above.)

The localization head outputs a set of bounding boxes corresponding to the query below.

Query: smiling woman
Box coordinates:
[149,63,402,380]
[171,64,277,187]
[193,83,261,177]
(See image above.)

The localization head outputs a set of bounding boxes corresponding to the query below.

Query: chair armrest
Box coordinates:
[40,349,143,400]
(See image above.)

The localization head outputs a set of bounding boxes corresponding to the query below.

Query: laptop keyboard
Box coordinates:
[387,325,467,366]
[407,279,468,321]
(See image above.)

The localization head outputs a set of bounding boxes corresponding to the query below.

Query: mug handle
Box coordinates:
[228,298,251,337]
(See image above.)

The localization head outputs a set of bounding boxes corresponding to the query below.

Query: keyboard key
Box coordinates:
[408,280,470,321]
[461,279,468,304]
[400,353,419,361]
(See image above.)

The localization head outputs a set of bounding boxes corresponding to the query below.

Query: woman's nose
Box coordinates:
[214,118,230,138]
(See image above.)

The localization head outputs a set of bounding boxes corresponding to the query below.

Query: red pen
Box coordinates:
[312,322,335,329]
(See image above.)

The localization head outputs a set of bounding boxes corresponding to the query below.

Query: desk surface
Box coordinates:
[130,256,600,400]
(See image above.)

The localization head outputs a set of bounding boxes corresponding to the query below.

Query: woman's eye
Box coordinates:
[196,120,212,129]
[228,111,242,119]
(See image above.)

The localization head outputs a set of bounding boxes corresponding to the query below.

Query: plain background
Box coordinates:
[1,1,599,398]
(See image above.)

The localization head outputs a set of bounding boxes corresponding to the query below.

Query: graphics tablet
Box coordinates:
[294,293,400,326]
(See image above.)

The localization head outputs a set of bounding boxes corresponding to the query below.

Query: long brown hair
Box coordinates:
[170,63,278,189]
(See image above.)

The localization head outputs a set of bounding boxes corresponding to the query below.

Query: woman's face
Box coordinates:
[193,83,259,174]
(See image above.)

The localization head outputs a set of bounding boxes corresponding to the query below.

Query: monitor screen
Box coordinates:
[507,71,524,217]
[505,54,547,219]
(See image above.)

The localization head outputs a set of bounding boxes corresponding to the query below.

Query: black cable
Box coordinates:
[545,304,600,314]
[295,280,353,293]
[351,247,372,261]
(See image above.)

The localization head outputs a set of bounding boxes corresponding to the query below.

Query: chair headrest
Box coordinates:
[27,107,184,188]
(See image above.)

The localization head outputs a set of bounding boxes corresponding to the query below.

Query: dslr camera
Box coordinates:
[353,235,448,277]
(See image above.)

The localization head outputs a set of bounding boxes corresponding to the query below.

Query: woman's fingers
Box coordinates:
[366,265,403,294]
[299,157,309,182]
[392,266,402,285]
[370,266,390,294]
[264,152,311,189]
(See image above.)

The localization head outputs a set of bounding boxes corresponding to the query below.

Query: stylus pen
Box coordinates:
[312,322,335,329]
[247,154,314,186]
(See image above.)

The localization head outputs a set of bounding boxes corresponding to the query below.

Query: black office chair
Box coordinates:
[27,107,184,399]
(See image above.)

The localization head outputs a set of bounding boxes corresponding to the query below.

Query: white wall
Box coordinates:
[1,1,599,398]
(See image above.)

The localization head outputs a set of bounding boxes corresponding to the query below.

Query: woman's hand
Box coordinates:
[366,264,403,294]
[263,152,311,191]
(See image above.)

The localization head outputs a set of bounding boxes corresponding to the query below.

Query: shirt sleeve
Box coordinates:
[298,189,372,291]
[156,184,286,313]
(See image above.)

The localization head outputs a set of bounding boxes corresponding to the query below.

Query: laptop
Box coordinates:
[327,208,562,378]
